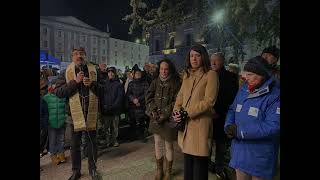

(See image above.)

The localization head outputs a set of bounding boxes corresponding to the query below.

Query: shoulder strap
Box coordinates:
[183,73,205,108]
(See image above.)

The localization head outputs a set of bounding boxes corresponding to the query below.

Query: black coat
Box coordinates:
[213,67,239,141]
[40,96,49,129]
[126,78,149,119]
[100,77,125,115]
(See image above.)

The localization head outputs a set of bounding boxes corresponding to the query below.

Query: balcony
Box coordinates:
[162,48,176,55]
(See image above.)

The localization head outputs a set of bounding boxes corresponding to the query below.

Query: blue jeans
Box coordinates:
[48,127,65,155]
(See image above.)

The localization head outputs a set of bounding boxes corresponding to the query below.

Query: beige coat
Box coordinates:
[174,68,219,157]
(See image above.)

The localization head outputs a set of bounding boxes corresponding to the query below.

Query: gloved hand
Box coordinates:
[225,124,237,138]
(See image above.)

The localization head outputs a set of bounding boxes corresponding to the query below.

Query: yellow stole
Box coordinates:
[65,62,98,132]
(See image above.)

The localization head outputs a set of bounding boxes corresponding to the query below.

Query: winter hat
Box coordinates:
[132,64,140,71]
[107,67,117,74]
[244,56,272,78]
[262,46,280,60]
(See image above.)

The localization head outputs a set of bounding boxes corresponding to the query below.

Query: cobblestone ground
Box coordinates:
[40,136,279,180]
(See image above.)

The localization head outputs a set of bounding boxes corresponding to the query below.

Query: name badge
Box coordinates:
[236,104,242,112]
[248,107,259,117]
[276,107,280,114]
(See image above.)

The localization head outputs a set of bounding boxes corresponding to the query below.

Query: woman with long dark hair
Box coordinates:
[146,59,181,180]
[172,44,219,180]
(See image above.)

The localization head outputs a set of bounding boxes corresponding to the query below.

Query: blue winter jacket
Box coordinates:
[224,77,280,179]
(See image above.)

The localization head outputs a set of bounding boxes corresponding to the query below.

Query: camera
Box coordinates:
[169,107,188,131]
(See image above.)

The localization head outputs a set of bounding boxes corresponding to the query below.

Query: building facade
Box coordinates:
[145,0,279,72]
[109,38,149,71]
[146,19,206,72]
[40,16,149,71]
[40,16,110,66]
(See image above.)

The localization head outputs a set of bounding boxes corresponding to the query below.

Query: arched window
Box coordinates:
[169,37,175,49]
[186,34,192,46]
[155,40,160,51]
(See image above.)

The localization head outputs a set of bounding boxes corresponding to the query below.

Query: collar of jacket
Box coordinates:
[188,67,204,77]
[243,77,275,99]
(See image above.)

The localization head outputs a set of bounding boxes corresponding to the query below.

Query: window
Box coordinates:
[42,40,48,48]
[115,41,117,47]
[58,43,62,51]
[43,28,47,35]
[71,32,74,40]
[186,34,192,46]
[138,54,141,59]
[93,37,97,44]
[103,39,106,44]
[169,37,175,49]
[60,55,63,62]
[115,51,117,56]
[115,60,117,65]
[58,30,62,37]
[81,35,86,42]
[155,40,160,51]
[131,53,133,58]
[93,48,97,54]
[103,49,106,55]
[92,55,97,62]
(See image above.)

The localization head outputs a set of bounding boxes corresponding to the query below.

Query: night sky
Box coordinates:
[40,0,141,41]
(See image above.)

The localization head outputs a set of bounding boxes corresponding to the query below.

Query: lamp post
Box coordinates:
[210,9,244,62]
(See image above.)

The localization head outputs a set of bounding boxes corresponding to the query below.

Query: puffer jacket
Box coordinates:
[127,78,149,118]
[100,77,125,115]
[43,93,66,128]
[224,77,280,179]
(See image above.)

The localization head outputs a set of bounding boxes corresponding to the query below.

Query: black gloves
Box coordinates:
[225,124,237,138]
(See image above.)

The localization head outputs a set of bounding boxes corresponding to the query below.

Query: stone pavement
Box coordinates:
[41,135,224,180]
[40,135,279,180]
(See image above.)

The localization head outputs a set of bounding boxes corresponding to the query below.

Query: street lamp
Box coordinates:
[210,9,243,52]
[135,39,140,43]
[212,9,225,24]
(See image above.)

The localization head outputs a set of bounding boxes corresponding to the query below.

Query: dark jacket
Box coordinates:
[100,77,125,115]
[126,78,149,118]
[146,76,181,141]
[40,96,49,129]
[55,64,101,119]
[213,67,239,141]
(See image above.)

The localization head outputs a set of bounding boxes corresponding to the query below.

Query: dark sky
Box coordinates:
[40,0,141,41]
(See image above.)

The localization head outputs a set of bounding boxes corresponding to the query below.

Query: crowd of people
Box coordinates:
[40,44,280,180]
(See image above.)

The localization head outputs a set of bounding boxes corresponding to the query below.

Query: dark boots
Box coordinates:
[163,158,173,180]
[68,170,81,180]
[155,157,164,180]
[89,169,101,180]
